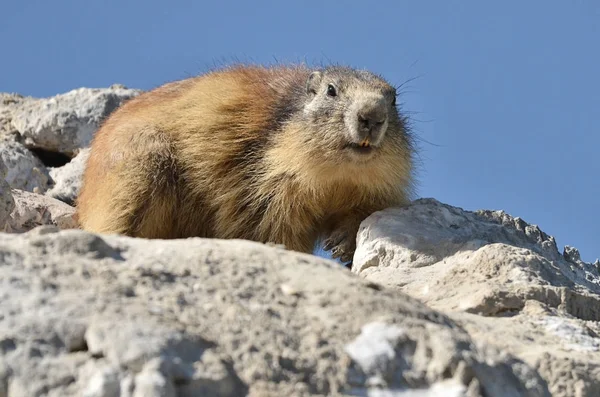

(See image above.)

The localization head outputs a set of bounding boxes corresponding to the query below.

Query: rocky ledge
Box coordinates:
[0,87,598,396]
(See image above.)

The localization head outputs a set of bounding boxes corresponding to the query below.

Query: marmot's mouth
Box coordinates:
[345,141,374,155]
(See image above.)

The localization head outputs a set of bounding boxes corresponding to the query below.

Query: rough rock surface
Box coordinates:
[0,138,50,193]
[354,198,600,396]
[3,189,77,233]
[0,229,549,397]
[0,159,15,228]
[45,148,90,204]
[0,93,24,137]
[6,85,140,155]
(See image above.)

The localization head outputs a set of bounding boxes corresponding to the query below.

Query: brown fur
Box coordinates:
[76,64,414,261]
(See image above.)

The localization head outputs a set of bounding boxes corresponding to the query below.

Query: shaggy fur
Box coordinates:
[76,64,414,261]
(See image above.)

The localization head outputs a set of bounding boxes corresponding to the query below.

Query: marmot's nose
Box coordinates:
[357,104,387,136]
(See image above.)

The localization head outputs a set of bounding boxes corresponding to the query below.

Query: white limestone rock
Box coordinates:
[3,189,77,233]
[9,85,141,155]
[0,138,50,193]
[45,148,90,205]
[354,198,600,395]
[0,158,15,229]
[0,230,547,396]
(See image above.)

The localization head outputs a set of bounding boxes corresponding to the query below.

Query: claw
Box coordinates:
[331,246,343,259]
[323,232,347,252]
[323,238,335,251]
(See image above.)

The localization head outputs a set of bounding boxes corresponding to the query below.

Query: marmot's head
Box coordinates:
[302,66,408,163]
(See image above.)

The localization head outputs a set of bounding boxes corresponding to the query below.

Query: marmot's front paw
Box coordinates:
[323,229,356,264]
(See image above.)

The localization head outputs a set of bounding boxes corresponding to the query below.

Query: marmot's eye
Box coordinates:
[327,84,337,97]
[391,96,397,107]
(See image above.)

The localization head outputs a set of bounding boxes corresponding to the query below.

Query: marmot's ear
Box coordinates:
[306,71,322,95]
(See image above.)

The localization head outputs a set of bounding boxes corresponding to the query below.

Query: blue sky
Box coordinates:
[2,1,598,262]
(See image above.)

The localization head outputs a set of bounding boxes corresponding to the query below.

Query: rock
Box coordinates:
[82,366,121,397]
[0,229,549,396]
[0,159,15,229]
[0,93,25,137]
[3,189,77,233]
[46,148,90,205]
[453,307,600,397]
[132,359,176,397]
[8,85,141,155]
[354,198,600,395]
[0,138,50,193]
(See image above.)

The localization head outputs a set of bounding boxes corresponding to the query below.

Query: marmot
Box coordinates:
[76,64,414,262]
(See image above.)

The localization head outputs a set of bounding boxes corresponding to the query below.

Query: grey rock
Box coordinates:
[0,229,548,396]
[0,158,14,229]
[132,360,176,397]
[353,199,600,312]
[45,147,89,205]
[354,198,600,395]
[82,366,121,397]
[344,321,408,389]
[0,138,50,193]
[4,189,77,233]
[9,85,141,155]
[0,93,24,137]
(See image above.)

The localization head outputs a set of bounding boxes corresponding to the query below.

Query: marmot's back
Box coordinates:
[77,64,414,262]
